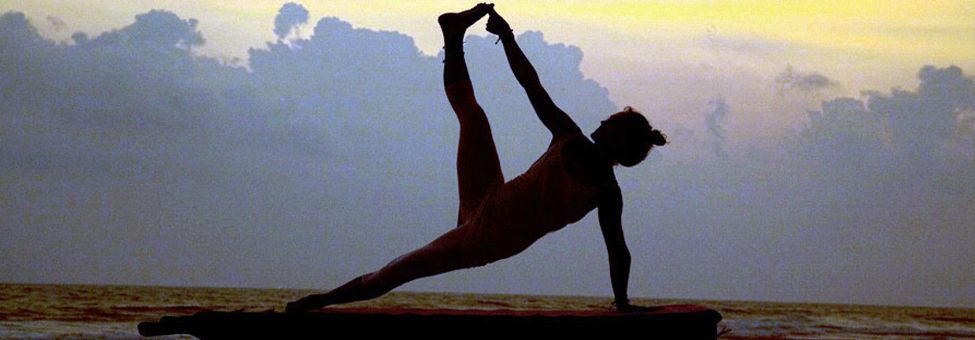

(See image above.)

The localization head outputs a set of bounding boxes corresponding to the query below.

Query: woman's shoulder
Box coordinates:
[559,132,615,187]
[549,131,591,154]
[557,129,588,141]
[557,131,593,159]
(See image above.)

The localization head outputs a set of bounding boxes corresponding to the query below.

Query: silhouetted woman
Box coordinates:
[287,3,666,313]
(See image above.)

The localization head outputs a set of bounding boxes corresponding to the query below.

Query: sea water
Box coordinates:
[1,283,973,339]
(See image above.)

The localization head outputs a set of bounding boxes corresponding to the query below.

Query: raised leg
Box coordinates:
[285,5,504,313]
[440,3,504,226]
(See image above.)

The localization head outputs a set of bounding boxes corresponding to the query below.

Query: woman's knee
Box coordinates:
[446,84,481,111]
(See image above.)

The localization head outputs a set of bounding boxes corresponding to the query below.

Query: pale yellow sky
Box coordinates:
[5,0,974,126]
[10,1,973,79]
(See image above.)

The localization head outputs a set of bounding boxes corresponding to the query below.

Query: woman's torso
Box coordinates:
[462,132,609,262]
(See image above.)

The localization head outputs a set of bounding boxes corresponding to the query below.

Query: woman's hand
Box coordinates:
[486,8,513,42]
[613,300,660,313]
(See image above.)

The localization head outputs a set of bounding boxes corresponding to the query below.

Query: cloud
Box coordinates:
[273,2,309,40]
[864,64,975,161]
[45,15,65,31]
[776,64,839,92]
[621,64,975,306]
[784,66,974,209]
[95,9,204,48]
[0,6,616,291]
[957,108,975,158]
[705,97,728,157]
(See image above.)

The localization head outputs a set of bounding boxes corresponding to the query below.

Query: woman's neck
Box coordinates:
[591,141,617,167]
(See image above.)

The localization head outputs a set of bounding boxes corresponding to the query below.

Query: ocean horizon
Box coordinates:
[1,283,973,338]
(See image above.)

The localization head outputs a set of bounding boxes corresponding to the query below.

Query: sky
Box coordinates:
[1,1,973,308]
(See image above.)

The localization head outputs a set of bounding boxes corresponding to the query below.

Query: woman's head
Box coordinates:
[590,106,667,167]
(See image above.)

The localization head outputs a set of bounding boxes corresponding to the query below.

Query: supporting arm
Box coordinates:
[598,183,632,306]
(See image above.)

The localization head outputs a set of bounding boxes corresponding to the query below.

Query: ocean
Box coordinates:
[1,283,972,339]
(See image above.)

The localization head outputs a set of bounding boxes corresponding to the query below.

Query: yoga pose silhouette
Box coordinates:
[287,3,666,313]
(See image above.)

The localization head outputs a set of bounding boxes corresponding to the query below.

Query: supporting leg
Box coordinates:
[286,228,473,312]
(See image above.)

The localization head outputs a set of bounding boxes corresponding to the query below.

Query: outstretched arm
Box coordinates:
[488,9,580,138]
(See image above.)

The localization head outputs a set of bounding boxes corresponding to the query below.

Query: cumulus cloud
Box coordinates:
[273,2,309,40]
[785,65,974,215]
[100,10,204,48]
[622,64,975,306]
[0,7,615,290]
[776,64,839,92]
[862,65,975,161]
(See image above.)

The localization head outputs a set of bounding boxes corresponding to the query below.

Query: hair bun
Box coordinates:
[649,129,667,146]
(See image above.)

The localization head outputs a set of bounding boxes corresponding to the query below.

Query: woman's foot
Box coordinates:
[285,294,326,313]
[439,3,494,43]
